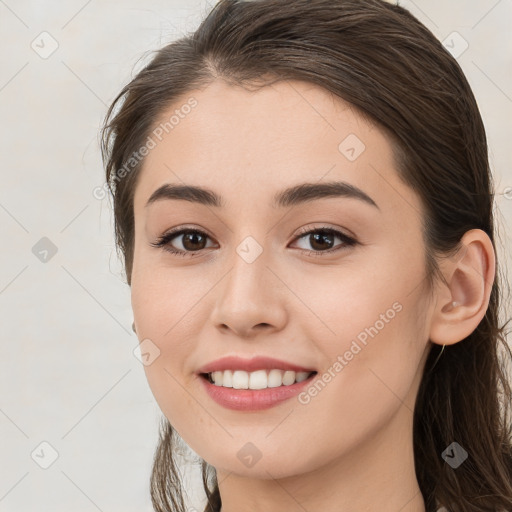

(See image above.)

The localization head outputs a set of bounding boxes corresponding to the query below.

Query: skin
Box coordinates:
[130,79,495,512]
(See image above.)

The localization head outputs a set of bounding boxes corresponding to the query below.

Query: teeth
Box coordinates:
[208,369,313,389]
[222,370,233,388]
[268,369,284,388]
[249,369,267,390]
[233,370,248,389]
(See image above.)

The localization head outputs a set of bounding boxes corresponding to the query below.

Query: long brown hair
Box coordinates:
[100,1,512,510]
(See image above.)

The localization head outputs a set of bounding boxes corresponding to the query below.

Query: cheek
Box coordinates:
[287,261,403,346]
[291,257,429,407]
[130,264,216,429]
[130,262,205,339]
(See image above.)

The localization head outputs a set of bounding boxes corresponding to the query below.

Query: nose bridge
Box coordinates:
[223,235,271,308]
[211,233,287,335]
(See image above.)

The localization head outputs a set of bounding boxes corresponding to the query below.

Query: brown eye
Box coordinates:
[150,228,215,256]
[181,231,208,251]
[291,226,357,256]
[307,231,336,251]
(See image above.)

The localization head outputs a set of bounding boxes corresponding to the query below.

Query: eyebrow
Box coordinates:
[145,181,379,210]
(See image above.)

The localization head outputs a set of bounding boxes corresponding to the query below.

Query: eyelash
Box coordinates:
[150,225,358,258]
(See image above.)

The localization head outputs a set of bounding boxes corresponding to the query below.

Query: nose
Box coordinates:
[210,246,288,339]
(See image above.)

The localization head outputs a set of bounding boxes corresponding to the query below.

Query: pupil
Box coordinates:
[310,232,334,250]
[184,232,205,250]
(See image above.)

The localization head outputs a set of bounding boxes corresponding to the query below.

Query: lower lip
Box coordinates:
[198,373,317,411]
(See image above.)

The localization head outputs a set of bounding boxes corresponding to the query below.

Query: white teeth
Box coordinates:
[282,370,295,385]
[222,370,233,388]
[268,369,283,388]
[208,369,314,389]
[249,370,267,390]
[212,371,224,386]
[232,370,249,389]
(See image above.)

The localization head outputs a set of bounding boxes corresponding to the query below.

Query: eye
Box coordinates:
[150,227,216,257]
[290,225,357,256]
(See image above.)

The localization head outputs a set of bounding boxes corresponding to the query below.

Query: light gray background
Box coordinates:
[1,1,511,511]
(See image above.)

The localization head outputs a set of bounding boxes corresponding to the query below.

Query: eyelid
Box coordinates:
[293,223,353,240]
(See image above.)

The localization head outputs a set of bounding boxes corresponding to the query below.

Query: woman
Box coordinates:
[100,0,512,511]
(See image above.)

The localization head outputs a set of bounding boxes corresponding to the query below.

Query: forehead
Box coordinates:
[132,79,420,221]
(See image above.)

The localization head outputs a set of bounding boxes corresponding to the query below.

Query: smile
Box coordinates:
[199,370,318,411]
[203,369,315,389]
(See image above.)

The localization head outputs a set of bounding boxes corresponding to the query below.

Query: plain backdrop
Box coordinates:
[1,1,511,511]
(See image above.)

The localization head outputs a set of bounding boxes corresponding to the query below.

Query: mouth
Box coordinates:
[200,369,318,390]
[198,369,318,411]
[196,355,318,409]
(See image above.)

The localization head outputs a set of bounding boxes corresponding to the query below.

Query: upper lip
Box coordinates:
[197,356,316,374]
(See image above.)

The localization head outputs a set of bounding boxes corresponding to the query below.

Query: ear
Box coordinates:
[429,229,495,346]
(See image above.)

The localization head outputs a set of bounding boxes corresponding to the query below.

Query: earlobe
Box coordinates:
[429,229,495,346]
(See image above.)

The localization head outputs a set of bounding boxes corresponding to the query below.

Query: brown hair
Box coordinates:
[100,1,512,511]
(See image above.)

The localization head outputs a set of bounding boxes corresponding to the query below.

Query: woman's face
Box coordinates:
[130,79,435,479]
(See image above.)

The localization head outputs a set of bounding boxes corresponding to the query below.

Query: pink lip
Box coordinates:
[196,355,316,374]
[198,372,317,411]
